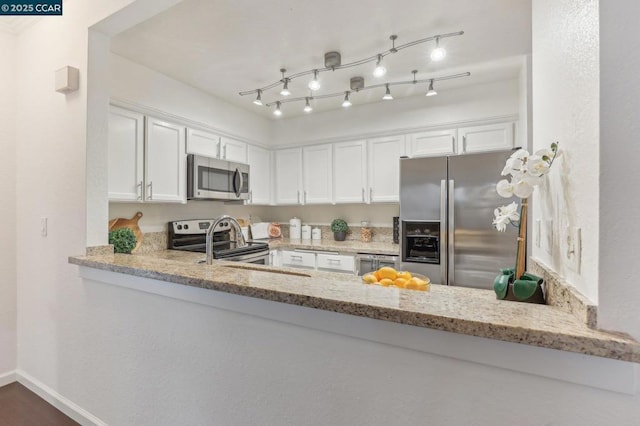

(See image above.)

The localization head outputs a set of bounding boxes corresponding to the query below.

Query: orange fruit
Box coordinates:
[377,267,398,281]
[397,271,412,281]
[379,278,394,287]
[362,273,377,284]
[374,271,382,281]
[416,282,430,292]
[394,278,407,288]
[405,277,421,290]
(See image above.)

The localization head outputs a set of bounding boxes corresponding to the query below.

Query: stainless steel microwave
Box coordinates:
[187,154,249,201]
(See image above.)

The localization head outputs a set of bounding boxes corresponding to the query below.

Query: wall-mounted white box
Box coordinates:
[55,66,79,93]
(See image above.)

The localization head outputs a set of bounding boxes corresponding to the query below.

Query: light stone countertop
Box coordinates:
[266,238,399,255]
[69,250,640,363]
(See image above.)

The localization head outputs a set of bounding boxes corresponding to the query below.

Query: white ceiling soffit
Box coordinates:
[111,0,532,118]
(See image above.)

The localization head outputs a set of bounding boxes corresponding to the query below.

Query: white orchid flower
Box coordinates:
[510,149,530,160]
[493,202,520,232]
[512,179,535,198]
[496,179,514,198]
[527,155,551,176]
[501,157,524,176]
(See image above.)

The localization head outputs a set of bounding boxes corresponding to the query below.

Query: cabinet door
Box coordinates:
[280,250,316,269]
[334,140,367,204]
[145,117,186,203]
[108,106,144,201]
[186,128,219,157]
[459,122,514,153]
[302,144,333,204]
[247,144,272,205]
[274,148,303,205]
[221,137,247,163]
[368,136,405,203]
[407,130,457,157]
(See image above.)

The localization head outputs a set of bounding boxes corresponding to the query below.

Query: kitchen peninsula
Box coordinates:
[69,249,640,364]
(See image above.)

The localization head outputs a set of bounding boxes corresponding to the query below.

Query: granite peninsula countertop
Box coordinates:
[266,238,399,255]
[69,250,640,363]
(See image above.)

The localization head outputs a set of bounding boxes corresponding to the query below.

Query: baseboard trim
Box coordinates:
[16,370,107,426]
[0,370,17,388]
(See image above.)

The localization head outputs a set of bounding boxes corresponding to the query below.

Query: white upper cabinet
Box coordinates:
[145,117,186,203]
[220,137,248,163]
[302,144,333,204]
[458,122,515,153]
[407,129,457,157]
[108,106,144,202]
[274,148,303,205]
[186,128,219,158]
[368,135,406,203]
[333,140,367,204]
[247,144,272,205]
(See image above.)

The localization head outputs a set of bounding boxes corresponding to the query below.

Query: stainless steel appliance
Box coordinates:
[168,219,269,264]
[356,253,399,276]
[187,154,249,201]
[400,150,518,288]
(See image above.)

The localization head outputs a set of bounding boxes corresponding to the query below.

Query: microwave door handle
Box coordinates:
[232,168,242,198]
[238,168,244,197]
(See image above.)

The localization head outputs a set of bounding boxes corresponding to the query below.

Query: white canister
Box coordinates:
[289,217,301,239]
[312,227,322,241]
[301,224,312,239]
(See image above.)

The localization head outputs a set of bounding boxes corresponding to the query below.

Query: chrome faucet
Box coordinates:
[206,215,247,265]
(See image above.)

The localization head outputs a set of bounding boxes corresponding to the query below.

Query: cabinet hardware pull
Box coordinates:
[137,181,143,200]
[249,190,253,203]
[369,187,373,202]
[223,145,227,159]
[361,188,365,202]
[304,191,307,203]
[328,259,341,263]
[148,181,153,200]
[297,190,300,204]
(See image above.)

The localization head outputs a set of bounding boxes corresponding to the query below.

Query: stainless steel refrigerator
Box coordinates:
[399,150,518,289]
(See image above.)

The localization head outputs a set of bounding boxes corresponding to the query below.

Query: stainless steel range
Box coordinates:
[168,219,269,264]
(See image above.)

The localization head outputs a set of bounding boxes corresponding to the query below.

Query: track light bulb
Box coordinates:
[342,92,352,108]
[273,102,282,116]
[280,79,291,96]
[382,84,393,100]
[253,90,263,106]
[308,70,321,91]
[373,55,387,78]
[426,80,437,97]
[304,98,313,113]
[430,38,446,61]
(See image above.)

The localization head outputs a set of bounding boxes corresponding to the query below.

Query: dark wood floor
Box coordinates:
[0,382,79,426]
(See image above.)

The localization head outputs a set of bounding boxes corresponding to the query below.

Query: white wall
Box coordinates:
[110,53,271,144]
[272,78,520,146]
[598,2,640,339]
[0,30,17,377]
[531,0,600,303]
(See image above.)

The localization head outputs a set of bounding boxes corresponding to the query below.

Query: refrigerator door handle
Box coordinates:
[440,179,447,285]
[448,180,455,285]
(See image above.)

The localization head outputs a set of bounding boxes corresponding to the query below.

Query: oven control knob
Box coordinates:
[177,225,182,230]
[184,224,189,230]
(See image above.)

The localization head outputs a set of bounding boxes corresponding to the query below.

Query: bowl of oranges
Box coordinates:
[362,267,430,291]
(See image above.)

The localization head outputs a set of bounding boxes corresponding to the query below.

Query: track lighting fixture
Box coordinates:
[303,97,313,113]
[263,71,470,112]
[373,54,387,78]
[239,31,464,101]
[426,79,437,96]
[273,101,282,116]
[342,92,352,108]
[253,90,263,106]
[430,37,446,61]
[382,84,393,100]
[279,69,291,96]
[308,70,321,91]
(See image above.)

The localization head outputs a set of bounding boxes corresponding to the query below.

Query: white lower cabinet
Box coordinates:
[316,253,355,273]
[458,122,515,153]
[280,250,316,269]
[269,250,281,267]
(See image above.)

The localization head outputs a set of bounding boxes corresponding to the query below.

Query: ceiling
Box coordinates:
[110,0,532,119]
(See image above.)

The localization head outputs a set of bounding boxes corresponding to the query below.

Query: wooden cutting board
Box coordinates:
[109,211,143,253]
